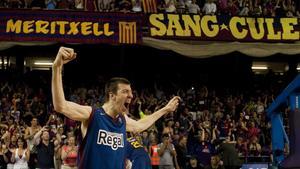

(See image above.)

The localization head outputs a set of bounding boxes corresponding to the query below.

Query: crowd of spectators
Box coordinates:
[0,70,292,169]
[0,0,299,18]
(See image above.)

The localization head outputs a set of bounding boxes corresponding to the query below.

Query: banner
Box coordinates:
[242,163,269,169]
[0,9,143,44]
[148,14,300,42]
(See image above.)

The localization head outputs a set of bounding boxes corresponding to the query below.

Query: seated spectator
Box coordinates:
[74,0,83,9]
[238,0,250,16]
[176,0,186,13]
[227,0,239,15]
[45,0,56,9]
[131,0,141,12]
[204,154,224,169]
[283,0,295,17]
[7,0,24,8]
[187,0,201,14]
[218,0,228,14]
[164,0,176,12]
[187,156,204,169]
[118,0,132,12]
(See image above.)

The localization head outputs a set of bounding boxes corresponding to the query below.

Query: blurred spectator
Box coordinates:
[283,0,295,17]
[158,133,179,169]
[0,140,9,169]
[187,0,201,14]
[204,154,224,169]
[7,0,24,8]
[202,0,217,15]
[33,126,60,169]
[11,137,30,169]
[24,117,41,169]
[248,136,262,157]
[149,136,160,169]
[187,156,203,169]
[164,0,176,12]
[131,0,141,12]
[238,0,250,15]
[118,0,132,12]
[45,0,57,9]
[175,135,188,169]
[30,0,45,8]
[61,135,78,169]
[218,139,241,169]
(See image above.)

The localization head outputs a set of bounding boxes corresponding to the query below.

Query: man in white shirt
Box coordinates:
[202,0,217,15]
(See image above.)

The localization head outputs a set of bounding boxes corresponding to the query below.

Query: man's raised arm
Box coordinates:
[125,96,180,133]
[52,47,91,122]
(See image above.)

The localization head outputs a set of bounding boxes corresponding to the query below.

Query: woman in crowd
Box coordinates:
[11,137,30,169]
[61,135,78,169]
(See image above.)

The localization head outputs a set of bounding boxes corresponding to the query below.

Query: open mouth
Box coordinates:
[124,102,130,109]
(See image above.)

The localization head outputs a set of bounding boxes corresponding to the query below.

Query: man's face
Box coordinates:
[42,131,50,141]
[31,118,38,126]
[211,156,218,165]
[190,158,197,167]
[113,83,133,113]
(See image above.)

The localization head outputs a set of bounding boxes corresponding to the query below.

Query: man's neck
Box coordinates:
[42,140,49,145]
[102,103,119,118]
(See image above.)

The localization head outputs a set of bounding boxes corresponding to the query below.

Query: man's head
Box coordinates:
[189,156,198,167]
[31,117,38,126]
[41,130,50,141]
[104,77,133,113]
[210,154,220,166]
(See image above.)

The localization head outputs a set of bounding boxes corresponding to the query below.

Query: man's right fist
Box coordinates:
[53,47,77,67]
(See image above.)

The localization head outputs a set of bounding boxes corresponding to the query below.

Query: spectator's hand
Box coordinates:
[53,47,77,67]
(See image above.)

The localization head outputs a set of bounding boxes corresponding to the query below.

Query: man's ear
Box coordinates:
[109,92,114,100]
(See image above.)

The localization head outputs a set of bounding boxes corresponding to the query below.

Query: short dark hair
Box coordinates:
[104,77,131,102]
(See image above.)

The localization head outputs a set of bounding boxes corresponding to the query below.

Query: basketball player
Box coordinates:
[126,134,151,169]
[52,47,180,169]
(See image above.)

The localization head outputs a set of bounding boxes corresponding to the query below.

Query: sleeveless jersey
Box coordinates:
[78,107,126,169]
[126,137,151,169]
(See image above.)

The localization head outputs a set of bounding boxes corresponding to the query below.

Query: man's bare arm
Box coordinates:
[125,96,180,133]
[52,47,91,122]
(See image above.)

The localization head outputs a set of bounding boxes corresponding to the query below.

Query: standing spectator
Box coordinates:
[149,136,160,169]
[0,140,9,169]
[218,140,241,169]
[248,136,262,158]
[192,126,214,167]
[162,119,174,137]
[61,135,78,169]
[175,135,188,169]
[158,134,179,169]
[11,137,30,169]
[33,126,60,169]
[24,117,41,169]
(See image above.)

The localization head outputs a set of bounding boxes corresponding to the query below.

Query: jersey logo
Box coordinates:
[97,130,124,150]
